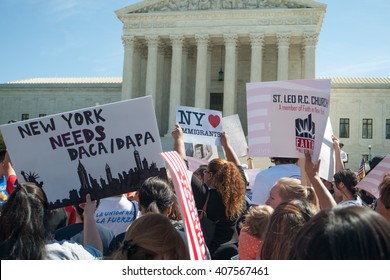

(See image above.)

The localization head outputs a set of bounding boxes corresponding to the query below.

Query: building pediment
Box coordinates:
[116,0,326,15]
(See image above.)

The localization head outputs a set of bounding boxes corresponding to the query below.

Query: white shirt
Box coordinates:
[94,195,139,236]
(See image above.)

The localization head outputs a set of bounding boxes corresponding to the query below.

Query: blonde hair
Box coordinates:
[241,205,274,238]
[107,213,189,260]
[276,177,319,209]
[207,158,246,219]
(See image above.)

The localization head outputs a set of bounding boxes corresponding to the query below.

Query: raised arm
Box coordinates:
[3,151,17,194]
[220,131,240,166]
[246,147,254,169]
[171,123,187,161]
[304,151,337,209]
[331,135,344,172]
[82,194,103,252]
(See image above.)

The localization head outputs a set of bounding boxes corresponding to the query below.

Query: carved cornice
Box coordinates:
[122,0,323,14]
[122,9,324,30]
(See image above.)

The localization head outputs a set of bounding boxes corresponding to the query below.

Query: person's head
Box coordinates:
[107,213,189,260]
[289,206,390,259]
[203,158,246,219]
[368,155,385,174]
[138,177,175,216]
[270,157,298,165]
[339,143,344,149]
[0,182,49,259]
[241,205,273,239]
[73,199,100,222]
[193,165,208,182]
[265,177,319,210]
[260,199,318,260]
[376,174,390,222]
[333,169,359,200]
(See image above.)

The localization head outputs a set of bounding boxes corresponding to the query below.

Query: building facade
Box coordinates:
[116,0,325,134]
[1,1,389,170]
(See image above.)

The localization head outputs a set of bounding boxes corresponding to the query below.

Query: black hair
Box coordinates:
[270,157,298,164]
[333,169,358,198]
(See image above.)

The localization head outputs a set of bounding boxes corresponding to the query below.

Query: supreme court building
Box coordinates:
[1,0,390,170]
[116,0,325,134]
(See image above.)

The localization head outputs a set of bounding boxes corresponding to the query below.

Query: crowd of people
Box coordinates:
[0,123,390,260]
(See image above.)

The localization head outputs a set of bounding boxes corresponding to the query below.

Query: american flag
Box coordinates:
[357,157,366,182]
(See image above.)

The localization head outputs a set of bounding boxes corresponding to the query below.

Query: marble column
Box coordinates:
[168,35,184,130]
[194,34,209,108]
[121,36,135,100]
[277,33,291,81]
[223,34,238,116]
[145,35,159,105]
[303,32,318,79]
[249,33,265,82]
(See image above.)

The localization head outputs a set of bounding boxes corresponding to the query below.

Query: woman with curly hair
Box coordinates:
[171,124,247,259]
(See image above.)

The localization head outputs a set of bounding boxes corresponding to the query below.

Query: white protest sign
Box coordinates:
[319,118,336,182]
[222,114,247,157]
[0,96,166,209]
[246,79,331,162]
[357,154,390,198]
[176,106,222,146]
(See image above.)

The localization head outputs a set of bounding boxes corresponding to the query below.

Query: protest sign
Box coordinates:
[319,118,336,182]
[246,79,331,162]
[357,154,390,198]
[0,96,166,209]
[222,114,247,157]
[176,106,222,146]
[161,151,208,260]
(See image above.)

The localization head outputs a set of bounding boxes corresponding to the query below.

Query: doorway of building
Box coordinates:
[210,92,223,112]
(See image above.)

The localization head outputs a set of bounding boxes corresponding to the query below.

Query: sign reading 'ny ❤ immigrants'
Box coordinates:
[0,96,166,209]
[176,106,223,146]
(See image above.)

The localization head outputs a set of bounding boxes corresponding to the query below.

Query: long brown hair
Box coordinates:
[260,199,318,260]
[207,158,246,219]
[106,213,189,260]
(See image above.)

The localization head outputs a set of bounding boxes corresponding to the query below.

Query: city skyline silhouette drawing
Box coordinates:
[21,148,167,209]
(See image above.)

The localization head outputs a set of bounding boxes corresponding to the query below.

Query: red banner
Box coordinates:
[160,151,207,260]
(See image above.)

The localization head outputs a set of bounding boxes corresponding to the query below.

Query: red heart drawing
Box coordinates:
[208,114,221,128]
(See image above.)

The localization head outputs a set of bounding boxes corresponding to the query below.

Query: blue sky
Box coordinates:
[1,0,389,83]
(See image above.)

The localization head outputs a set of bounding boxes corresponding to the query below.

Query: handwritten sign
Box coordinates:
[176,106,222,146]
[0,97,166,209]
[161,151,208,260]
[246,79,331,162]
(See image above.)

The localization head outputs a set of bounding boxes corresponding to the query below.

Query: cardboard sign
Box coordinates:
[246,79,331,162]
[357,154,390,198]
[176,106,222,146]
[318,118,336,182]
[160,151,208,260]
[0,97,166,209]
[222,114,248,157]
